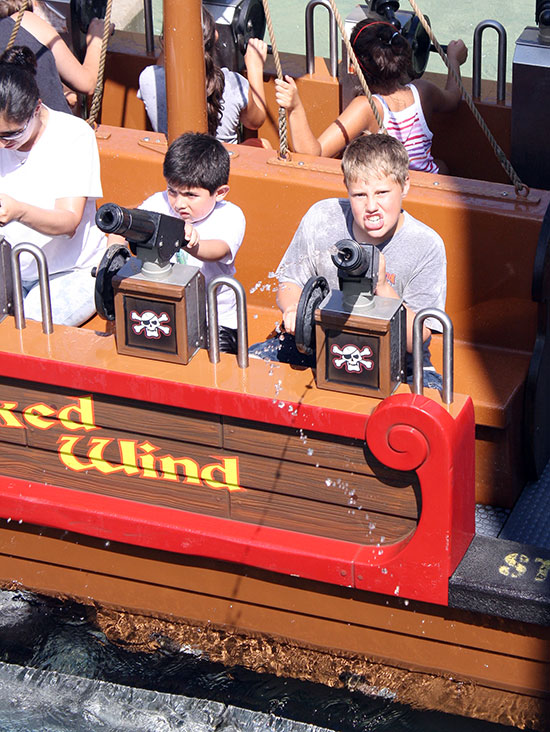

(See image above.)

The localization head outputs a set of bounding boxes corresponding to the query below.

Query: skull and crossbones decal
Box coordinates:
[331,343,374,373]
[130,310,172,339]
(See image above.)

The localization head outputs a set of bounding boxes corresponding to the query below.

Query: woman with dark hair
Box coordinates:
[0,0,109,110]
[275,20,467,173]
[0,46,104,326]
[138,7,267,142]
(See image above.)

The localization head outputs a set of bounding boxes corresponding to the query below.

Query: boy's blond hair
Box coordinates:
[341,133,409,188]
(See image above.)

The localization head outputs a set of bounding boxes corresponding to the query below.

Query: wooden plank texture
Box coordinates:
[230,490,416,544]
[0,377,222,446]
[0,442,229,517]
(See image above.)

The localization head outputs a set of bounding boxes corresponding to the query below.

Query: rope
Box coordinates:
[407,0,527,195]
[86,0,113,127]
[5,0,28,52]
[261,0,289,159]
[326,0,386,133]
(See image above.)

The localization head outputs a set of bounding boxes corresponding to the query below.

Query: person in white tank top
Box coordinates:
[274,19,467,174]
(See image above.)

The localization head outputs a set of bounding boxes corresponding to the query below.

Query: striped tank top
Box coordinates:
[373,84,439,174]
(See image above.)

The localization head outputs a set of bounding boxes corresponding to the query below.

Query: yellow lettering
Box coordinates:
[117,439,158,478]
[57,396,98,432]
[0,401,24,429]
[87,438,130,475]
[115,440,141,476]
[23,402,56,430]
[201,457,243,492]
[499,552,529,578]
[136,441,159,479]
[534,558,550,583]
[57,435,94,472]
[159,455,201,484]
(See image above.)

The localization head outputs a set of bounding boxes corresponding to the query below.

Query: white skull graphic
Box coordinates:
[130,310,172,339]
[331,343,374,373]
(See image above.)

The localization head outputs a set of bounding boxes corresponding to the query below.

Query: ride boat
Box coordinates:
[1,0,550,728]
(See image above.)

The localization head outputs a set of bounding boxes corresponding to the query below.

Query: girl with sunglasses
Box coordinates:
[275,20,467,174]
[0,45,104,326]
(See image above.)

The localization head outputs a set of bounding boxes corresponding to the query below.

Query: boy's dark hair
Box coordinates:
[163,132,230,193]
[341,133,409,187]
[350,20,413,93]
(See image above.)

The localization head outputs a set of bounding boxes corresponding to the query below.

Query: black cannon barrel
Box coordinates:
[332,239,376,279]
[96,203,157,245]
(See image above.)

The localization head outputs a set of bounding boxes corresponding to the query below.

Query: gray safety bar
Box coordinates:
[207,276,248,368]
[305,0,338,78]
[412,308,453,405]
[10,243,53,334]
[472,20,507,103]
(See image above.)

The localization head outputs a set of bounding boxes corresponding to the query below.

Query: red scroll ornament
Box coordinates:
[359,392,476,604]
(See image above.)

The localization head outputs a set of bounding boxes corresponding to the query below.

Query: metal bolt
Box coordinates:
[298,161,305,166]
[340,569,347,577]
[143,136,150,142]
[501,191,509,197]
[433,181,440,186]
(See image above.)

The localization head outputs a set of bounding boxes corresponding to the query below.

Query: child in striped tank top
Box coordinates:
[275,19,467,174]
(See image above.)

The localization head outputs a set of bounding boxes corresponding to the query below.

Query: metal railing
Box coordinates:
[11,243,53,334]
[207,276,248,368]
[412,308,453,404]
[305,0,338,77]
[472,20,507,103]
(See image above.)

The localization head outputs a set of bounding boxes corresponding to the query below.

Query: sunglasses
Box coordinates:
[0,106,38,142]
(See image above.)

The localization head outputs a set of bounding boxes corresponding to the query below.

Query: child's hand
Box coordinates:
[282,303,298,335]
[275,76,301,112]
[184,221,200,251]
[245,38,268,69]
[447,39,467,66]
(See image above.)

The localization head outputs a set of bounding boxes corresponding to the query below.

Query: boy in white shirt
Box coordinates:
[138,132,245,353]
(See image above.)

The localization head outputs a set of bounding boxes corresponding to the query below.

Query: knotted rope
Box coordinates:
[86,0,113,127]
[261,0,289,159]
[407,0,527,195]
[5,0,28,52]
[326,0,386,132]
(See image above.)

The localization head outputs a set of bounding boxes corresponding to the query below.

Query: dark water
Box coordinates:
[0,590,529,732]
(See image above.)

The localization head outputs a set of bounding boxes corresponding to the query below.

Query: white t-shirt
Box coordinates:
[139,191,245,329]
[0,107,104,280]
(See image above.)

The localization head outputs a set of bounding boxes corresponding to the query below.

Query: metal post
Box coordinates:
[143,0,155,55]
[207,276,248,368]
[305,0,338,77]
[473,20,507,102]
[412,308,453,404]
[164,0,207,142]
[11,243,53,334]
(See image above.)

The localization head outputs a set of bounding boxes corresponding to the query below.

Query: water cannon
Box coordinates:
[369,0,401,27]
[331,239,380,302]
[537,0,550,27]
[294,239,405,398]
[95,203,188,273]
[92,203,206,365]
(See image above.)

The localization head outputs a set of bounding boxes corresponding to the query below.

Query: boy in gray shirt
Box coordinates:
[250,134,446,388]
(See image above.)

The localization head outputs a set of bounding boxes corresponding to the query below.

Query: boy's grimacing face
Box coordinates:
[346,173,409,245]
[166,183,229,223]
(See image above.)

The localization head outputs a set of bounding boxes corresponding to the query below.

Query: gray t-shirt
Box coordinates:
[138,65,248,143]
[277,198,446,331]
